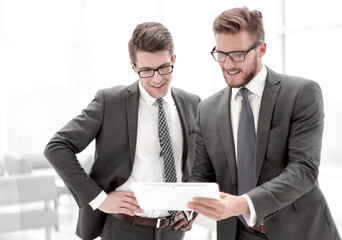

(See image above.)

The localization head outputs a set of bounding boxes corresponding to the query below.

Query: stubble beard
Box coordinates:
[223,55,259,88]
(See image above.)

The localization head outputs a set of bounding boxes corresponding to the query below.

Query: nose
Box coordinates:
[222,56,236,69]
[153,71,163,83]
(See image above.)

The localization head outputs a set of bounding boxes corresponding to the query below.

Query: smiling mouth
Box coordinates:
[227,70,240,75]
[152,82,165,88]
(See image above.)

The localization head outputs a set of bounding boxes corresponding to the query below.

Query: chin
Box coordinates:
[151,91,166,99]
[224,75,250,88]
[225,80,242,88]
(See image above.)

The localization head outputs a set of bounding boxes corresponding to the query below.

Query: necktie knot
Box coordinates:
[156,98,163,107]
[239,87,249,99]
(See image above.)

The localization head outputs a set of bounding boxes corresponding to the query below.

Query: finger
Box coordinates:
[173,218,187,230]
[192,197,219,205]
[187,202,220,220]
[186,206,217,220]
[114,191,139,207]
[120,201,143,213]
[122,191,138,199]
[219,192,227,198]
[189,199,222,213]
[111,192,143,213]
[122,198,141,209]
[115,192,142,211]
[120,192,140,205]
[180,219,195,231]
[173,211,185,222]
[187,201,208,212]
[119,208,136,216]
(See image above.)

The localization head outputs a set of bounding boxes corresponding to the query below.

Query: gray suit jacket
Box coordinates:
[190,67,340,240]
[44,81,200,240]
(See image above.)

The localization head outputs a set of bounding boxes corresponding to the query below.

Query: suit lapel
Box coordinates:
[217,87,238,189]
[255,68,281,184]
[126,81,140,164]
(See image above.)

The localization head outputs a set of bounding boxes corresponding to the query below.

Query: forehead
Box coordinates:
[215,31,253,52]
[135,50,172,68]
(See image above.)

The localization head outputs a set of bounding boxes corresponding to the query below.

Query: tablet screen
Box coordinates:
[131,182,220,211]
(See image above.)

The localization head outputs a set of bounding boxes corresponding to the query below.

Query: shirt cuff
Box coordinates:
[89,190,107,210]
[242,194,257,226]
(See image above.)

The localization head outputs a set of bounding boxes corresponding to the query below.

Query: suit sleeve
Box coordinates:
[189,103,217,183]
[248,80,324,225]
[44,90,105,207]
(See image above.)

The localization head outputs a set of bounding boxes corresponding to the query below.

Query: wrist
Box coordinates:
[238,195,250,216]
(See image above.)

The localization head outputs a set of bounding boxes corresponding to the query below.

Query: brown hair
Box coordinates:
[128,22,174,63]
[213,7,264,42]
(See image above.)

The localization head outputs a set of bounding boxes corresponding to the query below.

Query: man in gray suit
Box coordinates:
[187,7,341,240]
[44,22,200,240]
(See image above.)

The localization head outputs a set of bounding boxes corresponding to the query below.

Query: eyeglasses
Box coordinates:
[133,64,174,78]
[211,40,263,62]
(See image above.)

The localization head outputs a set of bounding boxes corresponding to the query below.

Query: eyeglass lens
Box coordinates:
[139,65,173,78]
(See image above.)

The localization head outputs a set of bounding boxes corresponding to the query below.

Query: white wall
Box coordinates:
[0,0,283,157]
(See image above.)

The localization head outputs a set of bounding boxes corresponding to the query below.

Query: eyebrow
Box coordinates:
[137,62,172,70]
[215,48,246,53]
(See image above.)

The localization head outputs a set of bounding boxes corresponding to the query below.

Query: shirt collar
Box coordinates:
[232,64,267,100]
[138,81,174,106]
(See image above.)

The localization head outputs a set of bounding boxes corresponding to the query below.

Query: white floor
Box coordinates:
[0,195,216,240]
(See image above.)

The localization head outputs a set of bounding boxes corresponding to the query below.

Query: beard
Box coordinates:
[223,54,259,88]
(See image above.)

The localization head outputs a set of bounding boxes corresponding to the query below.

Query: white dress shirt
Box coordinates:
[89,81,184,218]
[231,65,267,226]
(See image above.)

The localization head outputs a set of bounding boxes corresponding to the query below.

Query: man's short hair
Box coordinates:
[128,22,174,63]
[213,7,265,42]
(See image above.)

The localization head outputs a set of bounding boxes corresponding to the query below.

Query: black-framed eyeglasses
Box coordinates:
[133,63,174,78]
[211,40,263,62]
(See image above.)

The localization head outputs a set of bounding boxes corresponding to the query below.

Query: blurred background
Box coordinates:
[0,0,341,239]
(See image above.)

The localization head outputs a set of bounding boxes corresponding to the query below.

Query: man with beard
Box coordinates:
[187,6,341,240]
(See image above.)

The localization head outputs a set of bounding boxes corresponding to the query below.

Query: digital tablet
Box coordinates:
[131,182,220,211]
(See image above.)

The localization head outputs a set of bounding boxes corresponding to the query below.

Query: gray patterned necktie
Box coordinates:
[237,88,255,225]
[156,98,177,217]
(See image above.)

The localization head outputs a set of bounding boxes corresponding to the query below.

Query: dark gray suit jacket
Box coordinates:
[44,81,200,240]
[190,67,340,240]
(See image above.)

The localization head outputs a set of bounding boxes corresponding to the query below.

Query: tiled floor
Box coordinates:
[0,195,216,240]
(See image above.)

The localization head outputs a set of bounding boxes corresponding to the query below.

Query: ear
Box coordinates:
[130,61,136,72]
[258,42,266,57]
[172,54,176,64]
